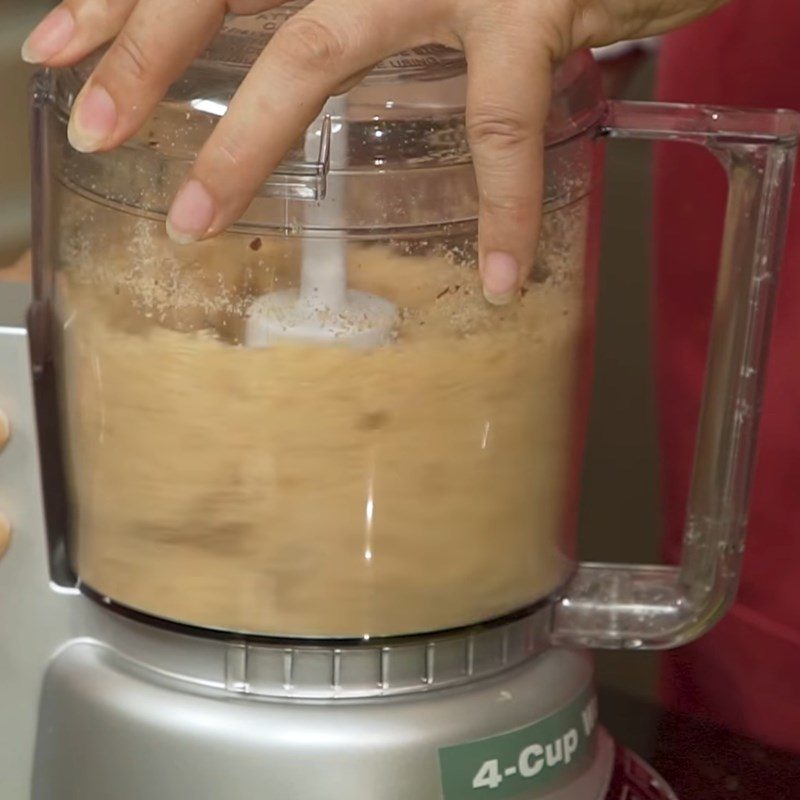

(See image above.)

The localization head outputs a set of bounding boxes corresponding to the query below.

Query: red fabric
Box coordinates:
[654,0,800,753]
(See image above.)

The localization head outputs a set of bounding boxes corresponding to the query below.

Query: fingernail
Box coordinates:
[482,252,520,305]
[167,180,215,244]
[68,84,117,153]
[21,6,75,64]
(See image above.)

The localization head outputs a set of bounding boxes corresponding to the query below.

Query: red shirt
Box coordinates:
[655,0,800,753]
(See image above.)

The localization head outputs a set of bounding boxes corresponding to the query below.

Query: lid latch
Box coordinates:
[261,115,332,202]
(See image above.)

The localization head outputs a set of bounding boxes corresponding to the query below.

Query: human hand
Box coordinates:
[0,251,31,283]
[22,0,726,303]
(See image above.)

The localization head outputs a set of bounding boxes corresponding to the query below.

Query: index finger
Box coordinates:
[166,0,455,243]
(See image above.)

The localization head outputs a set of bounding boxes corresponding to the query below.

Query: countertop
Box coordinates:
[599,688,800,799]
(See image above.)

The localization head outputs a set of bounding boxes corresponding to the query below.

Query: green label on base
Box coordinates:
[438,687,598,799]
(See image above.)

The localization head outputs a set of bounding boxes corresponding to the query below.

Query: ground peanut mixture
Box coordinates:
[57,200,589,636]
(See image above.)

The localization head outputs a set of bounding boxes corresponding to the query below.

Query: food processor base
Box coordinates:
[25,601,677,800]
[28,611,610,800]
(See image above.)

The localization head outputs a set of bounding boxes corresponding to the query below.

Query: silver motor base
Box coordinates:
[31,614,615,800]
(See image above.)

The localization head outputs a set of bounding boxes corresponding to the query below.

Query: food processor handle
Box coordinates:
[551,100,800,650]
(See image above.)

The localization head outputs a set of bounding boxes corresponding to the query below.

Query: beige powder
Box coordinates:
[57,202,589,637]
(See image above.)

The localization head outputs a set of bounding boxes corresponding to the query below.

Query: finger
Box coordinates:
[331,67,373,96]
[461,18,554,305]
[571,0,728,47]
[1,252,31,284]
[22,0,137,67]
[166,0,450,243]
[66,0,230,153]
[65,0,293,154]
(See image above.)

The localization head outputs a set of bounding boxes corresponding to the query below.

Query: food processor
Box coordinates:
[1,5,798,798]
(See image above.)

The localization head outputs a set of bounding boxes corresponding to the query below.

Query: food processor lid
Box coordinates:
[206,4,468,81]
[50,5,600,229]
[55,3,602,157]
